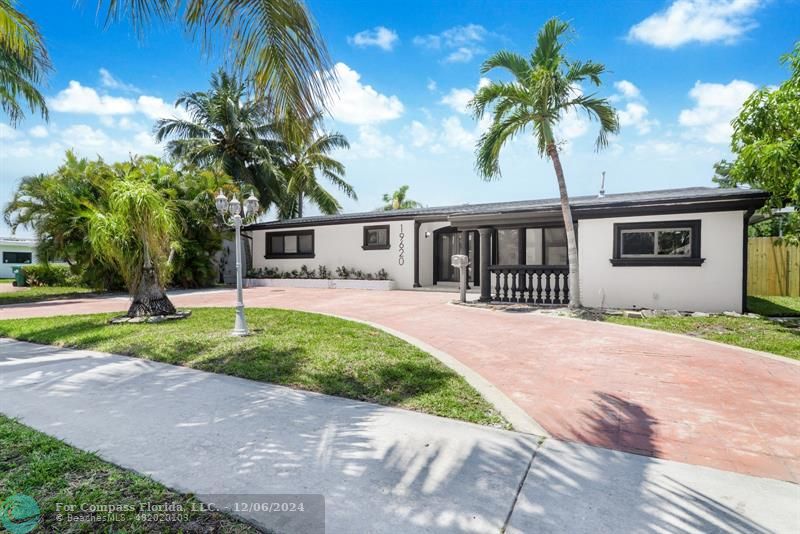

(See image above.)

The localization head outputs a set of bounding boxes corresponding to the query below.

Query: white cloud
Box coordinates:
[618,102,657,134]
[347,125,406,159]
[628,0,763,48]
[348,26,399,51]
[0,123,20,140]
[439,78,490,114]
[136,95,186,120]
[427,79,437,92]
[325,63,404,125]
[28,125,48,138]
[99,68,140,93]
[61,124,110,147]
[440,116,477,151]
[440,88,475,114]
[413,24,488,63]
[614,80,641,99]
[408,120,436,148]
[678,79,756,143]
[610,80,658,135]
[50,81,137,115]
[634,140,683,158]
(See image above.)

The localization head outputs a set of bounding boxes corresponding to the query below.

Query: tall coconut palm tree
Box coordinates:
[470,18,619,308]
[101,0,332,117]
[0,0,50,125]
[87,157,181,317]
[275,111,354,219]
[382,185,422,211]
[155,70,283,209]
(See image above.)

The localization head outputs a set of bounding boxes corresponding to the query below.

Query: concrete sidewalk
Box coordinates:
[0,339,797,533]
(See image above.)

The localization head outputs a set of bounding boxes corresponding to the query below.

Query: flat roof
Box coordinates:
[245,186,769,230]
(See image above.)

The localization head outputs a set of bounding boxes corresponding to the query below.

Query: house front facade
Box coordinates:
[0,237,37,279]
[245,187,768,313]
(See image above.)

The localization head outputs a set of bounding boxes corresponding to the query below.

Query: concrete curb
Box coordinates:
[298,311,550,437]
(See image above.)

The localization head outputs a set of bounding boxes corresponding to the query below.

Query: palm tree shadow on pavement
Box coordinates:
[506,392,775,533]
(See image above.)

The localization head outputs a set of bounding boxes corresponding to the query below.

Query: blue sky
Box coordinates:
[1,0,798,236]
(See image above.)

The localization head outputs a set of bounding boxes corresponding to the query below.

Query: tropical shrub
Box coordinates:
[4,152,235,298]
[20,264,80,287]
[247,265,390,281]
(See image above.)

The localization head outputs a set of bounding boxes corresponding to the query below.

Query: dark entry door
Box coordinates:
[434,229,477,284]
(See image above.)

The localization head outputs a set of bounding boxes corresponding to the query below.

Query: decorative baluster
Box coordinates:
[536,271,543,304]
[527,271,535,303]
[493,270,500,300]
[553,270,561,305]
[562,271,569,305]
[502,270,509,301]
[544,270,552,304]
[511,269,518,302]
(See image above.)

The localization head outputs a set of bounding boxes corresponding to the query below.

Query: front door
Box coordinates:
[434,229,477,284]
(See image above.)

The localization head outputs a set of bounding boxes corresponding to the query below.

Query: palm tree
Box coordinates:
[382,185,422,211]
[100,0,332,117]
[470,18,619,308]
[87,157,181,317]
[0,0,50,125]
[274,111,354,219]
[155,70,283,209]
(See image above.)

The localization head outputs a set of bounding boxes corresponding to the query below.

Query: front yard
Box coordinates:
[0,308,506,427]
[0,285,95,305]
[604,296,800,361]
[0,415,256,533]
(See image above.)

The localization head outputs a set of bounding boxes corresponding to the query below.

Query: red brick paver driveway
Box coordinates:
[2,287,798,483]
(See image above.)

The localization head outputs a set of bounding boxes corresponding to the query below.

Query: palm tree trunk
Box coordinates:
[297,191,303,218]
[547,144,581,309]
[127,242,176,317]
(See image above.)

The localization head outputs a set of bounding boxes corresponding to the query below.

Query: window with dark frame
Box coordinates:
[611,220,704,266]
[2,251,32,264]
[265,230,314,258]
[363,225,390,250]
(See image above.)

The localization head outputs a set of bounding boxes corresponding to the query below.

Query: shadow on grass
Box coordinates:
[747,296,800,317]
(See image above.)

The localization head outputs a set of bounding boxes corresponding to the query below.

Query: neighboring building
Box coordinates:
[245,187,768,313]
[0,237,37,278]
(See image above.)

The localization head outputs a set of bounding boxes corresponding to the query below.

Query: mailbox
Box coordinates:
[450,254,470,303]
[450,254,469,268]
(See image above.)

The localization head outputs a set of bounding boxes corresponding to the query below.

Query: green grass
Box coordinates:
[0,286,95,305]
[0,308,506,427]
[0,415,256,533]
[747,295,800,317]
[604,313,800,361]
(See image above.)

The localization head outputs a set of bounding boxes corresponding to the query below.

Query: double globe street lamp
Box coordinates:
[215,190,259,336]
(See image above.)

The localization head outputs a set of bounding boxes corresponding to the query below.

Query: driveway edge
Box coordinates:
[305,312,550,437]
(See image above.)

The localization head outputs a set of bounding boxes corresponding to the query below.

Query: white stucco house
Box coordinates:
[245,187,768,313]
[0,237,37,278]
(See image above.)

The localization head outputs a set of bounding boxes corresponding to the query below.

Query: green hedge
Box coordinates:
[20,264,82,287]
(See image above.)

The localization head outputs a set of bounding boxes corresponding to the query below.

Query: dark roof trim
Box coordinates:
[247,213,448,230]
[245,188,769,231]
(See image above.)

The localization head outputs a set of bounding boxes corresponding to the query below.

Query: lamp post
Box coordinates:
[215,190,259,336]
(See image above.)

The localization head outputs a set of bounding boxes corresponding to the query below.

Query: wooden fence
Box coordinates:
[748,237,800,296]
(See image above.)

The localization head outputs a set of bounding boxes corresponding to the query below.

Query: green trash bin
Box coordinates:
[12,266,26,287]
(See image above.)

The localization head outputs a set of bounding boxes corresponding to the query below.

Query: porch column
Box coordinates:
[461,229,471,289]
[413,220,421,287]
[479,227,492,302]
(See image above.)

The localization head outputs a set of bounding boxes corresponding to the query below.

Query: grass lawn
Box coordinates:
[604,312,800,361]
[0,308,506,427]
[746,295,800,317]
[0,415,255,533]
[0,286,95,305]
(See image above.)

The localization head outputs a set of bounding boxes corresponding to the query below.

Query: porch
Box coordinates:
[414,215,570,305]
